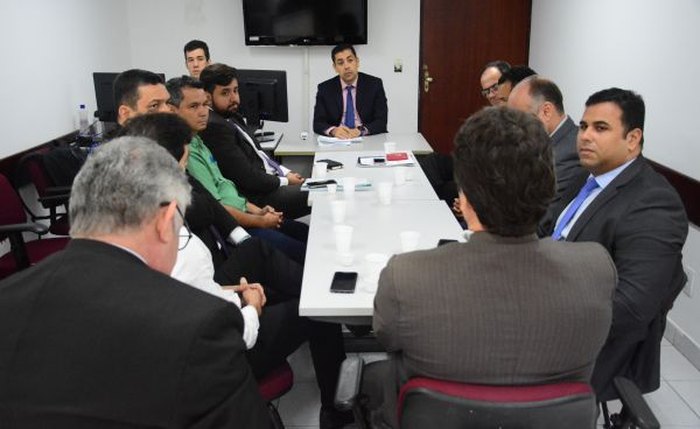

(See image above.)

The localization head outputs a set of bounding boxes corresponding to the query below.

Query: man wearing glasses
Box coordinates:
[0,138,270,427]
[479,60,511,106]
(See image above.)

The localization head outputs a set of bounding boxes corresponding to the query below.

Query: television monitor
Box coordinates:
[92,72,165,123]
[242,0,367,46]
[237,69,289,130]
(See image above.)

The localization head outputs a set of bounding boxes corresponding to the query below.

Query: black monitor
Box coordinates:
[92,72,166,123]
[242,0,367,46]
[237,69,289,130]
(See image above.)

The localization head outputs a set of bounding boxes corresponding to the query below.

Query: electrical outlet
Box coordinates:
[684,265,696,298]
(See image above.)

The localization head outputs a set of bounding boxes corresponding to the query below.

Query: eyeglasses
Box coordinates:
[480,82,499,97]
[160,202,192,250]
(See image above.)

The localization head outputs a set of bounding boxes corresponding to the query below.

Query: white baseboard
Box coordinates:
[665,318,700,370]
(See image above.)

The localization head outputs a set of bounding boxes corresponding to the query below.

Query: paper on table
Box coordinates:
[317,135,363,146]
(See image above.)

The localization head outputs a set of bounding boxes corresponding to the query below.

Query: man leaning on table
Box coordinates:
[313,43,388,138]
[363,107,617,428]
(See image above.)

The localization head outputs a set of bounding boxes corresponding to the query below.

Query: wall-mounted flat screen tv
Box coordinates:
[242,0,367,46]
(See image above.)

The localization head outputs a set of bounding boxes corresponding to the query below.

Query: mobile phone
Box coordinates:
[330,271,358,294]
[307,179,337,189]
[437,239,458,247]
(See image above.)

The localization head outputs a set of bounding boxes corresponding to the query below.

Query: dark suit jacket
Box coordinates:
[200,110,281,196]
[374,232,615,385]
[539,156,688,400]
[313,72,388,135]
[551,116,584,199]
[0,239,271,428]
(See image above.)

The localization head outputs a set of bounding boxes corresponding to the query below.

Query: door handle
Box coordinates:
[423,64,434,93]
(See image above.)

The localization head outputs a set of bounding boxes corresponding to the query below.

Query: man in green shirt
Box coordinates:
[166,76,308,263]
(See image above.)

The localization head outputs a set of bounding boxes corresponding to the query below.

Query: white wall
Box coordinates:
[530,0,700,348]
[125,0,420,139]
[0,1,131,159]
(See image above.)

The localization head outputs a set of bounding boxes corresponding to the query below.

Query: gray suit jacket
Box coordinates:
[551,115,584,199]
[374,232,616,385]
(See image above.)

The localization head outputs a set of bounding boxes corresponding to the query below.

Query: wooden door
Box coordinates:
[419,0,532,153]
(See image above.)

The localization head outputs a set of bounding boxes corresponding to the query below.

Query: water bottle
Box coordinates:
[78,104,89,136]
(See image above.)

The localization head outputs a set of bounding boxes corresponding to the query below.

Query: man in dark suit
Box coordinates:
[313,44,388,138]
[508,76,584,199]
[198,64,310,219]
[365,107,616,428]
[0,138,271,428]
[539,88,688,401]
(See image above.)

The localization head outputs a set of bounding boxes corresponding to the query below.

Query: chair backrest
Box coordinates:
[398,378,597,429]
[0,173,28,231]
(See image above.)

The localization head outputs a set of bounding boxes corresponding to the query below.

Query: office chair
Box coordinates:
[15,150,72,236]
[335,356,659,429]
[257,360,294,429]
[0,173,70,279]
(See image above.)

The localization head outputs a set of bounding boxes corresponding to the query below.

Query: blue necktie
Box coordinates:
[344,85,355,128]
[552,177,600,240]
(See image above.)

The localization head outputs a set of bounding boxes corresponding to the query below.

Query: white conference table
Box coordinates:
[275,132,434,157]
[305,150,439,205]
[299,198,465,324]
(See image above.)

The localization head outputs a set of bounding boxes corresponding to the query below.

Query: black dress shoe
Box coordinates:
[320,406,354,429]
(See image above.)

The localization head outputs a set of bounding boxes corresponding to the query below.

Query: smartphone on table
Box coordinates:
[330,272,358,294]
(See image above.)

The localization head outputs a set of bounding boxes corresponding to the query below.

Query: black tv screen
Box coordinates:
[242,0,367,46]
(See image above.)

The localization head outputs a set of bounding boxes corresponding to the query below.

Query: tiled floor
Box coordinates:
[276,337,700,428]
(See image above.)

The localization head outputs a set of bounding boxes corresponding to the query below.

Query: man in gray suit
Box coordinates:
[366,107,616,428]
[508,76,584,199]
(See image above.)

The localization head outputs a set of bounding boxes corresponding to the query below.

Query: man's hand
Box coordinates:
[260,205,282,216]
[452,198,463,216]
[260,212,283,229]
[286,172,305,185]
[228,277,266,315]
[331,126,354,140]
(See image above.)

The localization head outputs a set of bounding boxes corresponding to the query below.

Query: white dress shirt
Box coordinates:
[231,122,291,186]
[171,228,260,349]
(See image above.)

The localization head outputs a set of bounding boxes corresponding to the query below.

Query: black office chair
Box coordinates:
[335,356,659,429]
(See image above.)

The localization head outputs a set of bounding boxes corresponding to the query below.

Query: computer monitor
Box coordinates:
[92,72,166,123]
[237,69,288,130]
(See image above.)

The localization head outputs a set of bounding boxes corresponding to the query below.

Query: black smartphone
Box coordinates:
[437,239,458,247]
[307,179,338,189]
[330,272,358,294]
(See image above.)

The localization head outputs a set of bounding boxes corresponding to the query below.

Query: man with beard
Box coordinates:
[199,64,310,219]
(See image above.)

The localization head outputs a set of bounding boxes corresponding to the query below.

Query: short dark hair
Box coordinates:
[113,69,164,109]
[585,88,645,146]
[184,39,210,61]
[481,60,511,75]
[527,77,565,114]
[331,44,357,62]
[453,107,554,237]
[166,75,205,107]
[498,65,537,87]
[115,112,193,162]
[199,63,239,94]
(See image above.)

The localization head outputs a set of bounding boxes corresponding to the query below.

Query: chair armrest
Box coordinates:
[335,355,364,412]
[0,222,49,235]
[45,185,72,195]
[38,193,70,205]
[614,376,660,429]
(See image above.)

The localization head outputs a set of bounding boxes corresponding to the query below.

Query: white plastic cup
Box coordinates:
[384,141,397,154]
[313,162,328,178]
[326,183,337,194]
[334,224,353,253]
[400,230,421,252]
[343,177,357,198]
[363,253,390,292]
[377,181,393,205]
[330,200,347,223]
[394,167,406,186]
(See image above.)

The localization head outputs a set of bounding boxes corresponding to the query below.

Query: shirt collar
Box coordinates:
[341,78,358,90]
[590,156,638,190]
[549,115,568,137]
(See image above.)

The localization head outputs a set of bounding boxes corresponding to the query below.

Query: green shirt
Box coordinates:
[186,135,247,212]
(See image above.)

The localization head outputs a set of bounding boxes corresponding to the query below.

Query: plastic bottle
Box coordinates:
[78,104,89,136]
